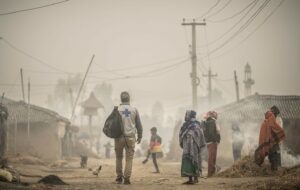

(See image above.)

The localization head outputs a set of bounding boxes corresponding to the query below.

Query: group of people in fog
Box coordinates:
[104,91,285,185]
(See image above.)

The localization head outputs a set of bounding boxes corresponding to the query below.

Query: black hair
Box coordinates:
[270,105,280,117]
[150,127,157,132]
[120,91,130,103]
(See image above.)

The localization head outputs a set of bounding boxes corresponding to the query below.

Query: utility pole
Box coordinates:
[70,54,95,121]
[234,70,240,102]
[27,78,30,144]
[69,87,74,112]
[182,19,206,110]
[20,68,25,102]
[203,67,217,108]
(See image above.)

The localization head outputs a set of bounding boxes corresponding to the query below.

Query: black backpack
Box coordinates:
[103,106,123,138]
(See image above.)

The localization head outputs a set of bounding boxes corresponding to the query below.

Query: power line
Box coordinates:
[4,73,19,96]
[207,0,258,23]
[199,0,259,49]
[102,58,189,82]
[206,0,233,19]
[135,58,189,77]
[0,58,189,87]
[93,63,127,77]
[208,0,271,56]
[90,55,188,74]
[22,69,77,75]
[210,0,285,60]
[0,37,71,74]
[0,0,70,16]
[196,0,221,19]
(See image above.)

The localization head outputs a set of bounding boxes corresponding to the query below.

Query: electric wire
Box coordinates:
[90,55,188,74]
[0,0,70,16]
[207,0,258,23]
[210,0,285,60]
[206,0,233,19]
[208,0,271,56]
[196,0,221,19]
[199,0,259,48]
[0,38,71,74]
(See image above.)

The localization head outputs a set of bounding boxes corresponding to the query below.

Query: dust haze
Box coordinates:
[0,1,300,189]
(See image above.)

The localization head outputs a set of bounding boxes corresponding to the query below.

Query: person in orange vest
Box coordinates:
[142,127,163,173]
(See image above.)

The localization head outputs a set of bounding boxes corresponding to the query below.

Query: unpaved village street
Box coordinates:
[0,157,279,190]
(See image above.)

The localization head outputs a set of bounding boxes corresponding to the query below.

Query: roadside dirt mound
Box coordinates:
[217,156,275,177]
[38,175,67,185]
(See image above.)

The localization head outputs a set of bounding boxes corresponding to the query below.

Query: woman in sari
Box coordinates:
[179,110,206,184]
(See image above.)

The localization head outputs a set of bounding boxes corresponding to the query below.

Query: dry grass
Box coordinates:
[217,156,275,178]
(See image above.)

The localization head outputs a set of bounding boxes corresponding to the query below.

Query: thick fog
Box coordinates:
[0,0,299,119]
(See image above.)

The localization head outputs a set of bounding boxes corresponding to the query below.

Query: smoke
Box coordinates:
[281,147,300,167]
[219,120,300,168]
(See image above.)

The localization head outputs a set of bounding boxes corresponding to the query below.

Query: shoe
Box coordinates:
[142,159,148,164]
[194,177,199,183]
[115,176,123,184]
[123,178,131,185]
[182,180,194,185]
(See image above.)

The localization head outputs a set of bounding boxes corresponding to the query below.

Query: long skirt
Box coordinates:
[181,155,199,177]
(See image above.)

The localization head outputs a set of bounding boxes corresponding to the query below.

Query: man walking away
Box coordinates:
[203,111,220,177]
[115,92,143,185]
[179,110,206,184]
[142,127,163,173]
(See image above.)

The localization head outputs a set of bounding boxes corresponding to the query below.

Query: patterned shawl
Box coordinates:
[179,118,206,166]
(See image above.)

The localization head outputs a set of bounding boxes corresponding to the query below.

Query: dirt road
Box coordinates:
[0,158,278,190]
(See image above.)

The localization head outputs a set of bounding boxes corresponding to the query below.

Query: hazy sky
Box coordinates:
[0,0,299,117]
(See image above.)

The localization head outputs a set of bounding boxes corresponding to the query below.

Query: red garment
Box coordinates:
[255,111,286,165]
[207,143,218,177]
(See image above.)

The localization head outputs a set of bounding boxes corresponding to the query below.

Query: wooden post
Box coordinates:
[14,118,17,155]
[6,118,9,156]
[20,68,25,102]
[234,70,240,102]
[27,78,31,144]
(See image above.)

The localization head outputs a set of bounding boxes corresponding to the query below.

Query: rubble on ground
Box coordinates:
[38,175,67,185]
[0,158,20,183]
[242,164,300,190]
[217,155,300,190]
[0,169,13,182]
[217,156,277,177]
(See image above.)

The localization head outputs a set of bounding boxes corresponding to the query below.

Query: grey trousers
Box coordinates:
[114,136,135,179]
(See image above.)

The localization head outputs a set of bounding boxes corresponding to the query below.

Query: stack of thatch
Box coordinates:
[217,156,275,177]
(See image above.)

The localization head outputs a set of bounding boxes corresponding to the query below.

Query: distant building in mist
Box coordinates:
[243,63,255,97]
[2,97,75,162]
[215,94,300,162]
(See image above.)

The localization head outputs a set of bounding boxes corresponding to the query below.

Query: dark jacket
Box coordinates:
[201,118,220,143]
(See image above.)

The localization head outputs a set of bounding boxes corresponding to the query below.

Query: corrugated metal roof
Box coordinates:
[215,94,300,121]
[2,97,70,124]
